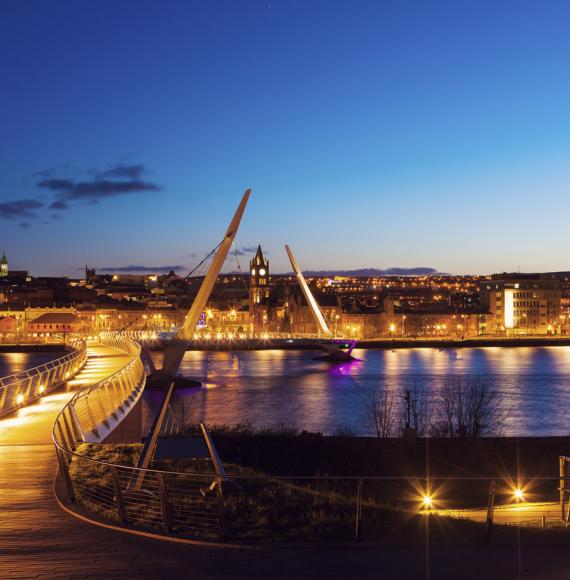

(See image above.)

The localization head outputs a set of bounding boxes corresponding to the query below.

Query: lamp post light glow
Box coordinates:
[514,488,524,502]
[422,495,433,509]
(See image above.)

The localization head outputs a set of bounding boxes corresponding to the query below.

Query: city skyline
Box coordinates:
[3,1,570,276]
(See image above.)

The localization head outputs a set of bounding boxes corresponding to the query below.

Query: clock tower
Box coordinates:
[249,245,270,329]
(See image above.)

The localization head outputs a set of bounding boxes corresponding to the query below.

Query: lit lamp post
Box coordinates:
[402,315,406,338]
[389,323,396,339]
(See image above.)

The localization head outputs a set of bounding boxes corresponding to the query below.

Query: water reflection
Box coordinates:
[147,346,570,436]
[0,352,64,377]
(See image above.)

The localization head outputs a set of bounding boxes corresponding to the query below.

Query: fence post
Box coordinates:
[486,479,495,540]
[111,467,129,524]
[56,448,76,503]
[216,480,227,539]
[60,411,77,452]
[355,479,363,542]
[158,473,173,532]
[560,457,567,525]
[68,403,86,442]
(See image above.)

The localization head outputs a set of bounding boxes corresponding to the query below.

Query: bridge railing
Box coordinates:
[53,335,146,450]
[0,338,87,418]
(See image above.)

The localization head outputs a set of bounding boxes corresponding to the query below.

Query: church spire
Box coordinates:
[254,244,265,266]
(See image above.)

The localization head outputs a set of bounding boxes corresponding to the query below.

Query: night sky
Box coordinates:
[2,1,570,277]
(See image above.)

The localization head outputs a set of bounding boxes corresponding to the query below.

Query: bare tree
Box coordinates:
[432,377,501,438]
[363,391,397,437]
[398,384,432,437]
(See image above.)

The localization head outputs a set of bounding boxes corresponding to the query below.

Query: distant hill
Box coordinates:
[295,267,448,277]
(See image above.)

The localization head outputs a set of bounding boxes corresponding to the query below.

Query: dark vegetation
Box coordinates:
[67,430,570,542]
[363,378,502,439]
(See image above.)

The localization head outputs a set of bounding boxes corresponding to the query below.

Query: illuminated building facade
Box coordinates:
[0,253,8,278]
[481,275,561,335]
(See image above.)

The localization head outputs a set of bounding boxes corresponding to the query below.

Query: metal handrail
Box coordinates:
[52,335,145,446]
[0,338,87,417]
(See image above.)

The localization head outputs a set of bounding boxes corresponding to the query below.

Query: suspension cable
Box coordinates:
[184,239,224,281]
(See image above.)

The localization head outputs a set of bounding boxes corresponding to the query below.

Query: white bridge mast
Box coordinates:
[160,190,251,377]
[285,244,331,337]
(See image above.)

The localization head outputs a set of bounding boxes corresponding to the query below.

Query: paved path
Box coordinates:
[2,345,570,579]
[434,502,562,526]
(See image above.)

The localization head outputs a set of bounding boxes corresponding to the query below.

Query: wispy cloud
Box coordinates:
[233,245,259,256]
[35,162,160,210]
[95,163,146,180]
[98,265,185,273]
[38,178,160,203]
[0,199,44,219]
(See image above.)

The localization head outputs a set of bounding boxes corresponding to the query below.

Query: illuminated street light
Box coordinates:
[422,495,433,509]
[514,488,524,502]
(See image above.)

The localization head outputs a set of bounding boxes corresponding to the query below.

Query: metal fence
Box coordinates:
[53,434,569,543]
[560,456,570,523]
[0,338,86,418]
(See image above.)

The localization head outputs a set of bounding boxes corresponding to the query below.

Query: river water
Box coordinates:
[144,346,570,437]
[0,352,64,378]
[6,348,567,437]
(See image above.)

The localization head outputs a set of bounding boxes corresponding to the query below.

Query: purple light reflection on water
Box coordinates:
[328,360,363,377]
[145,347,570,437]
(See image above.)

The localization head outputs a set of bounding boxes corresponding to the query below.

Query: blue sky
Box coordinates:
[1,0,570,276]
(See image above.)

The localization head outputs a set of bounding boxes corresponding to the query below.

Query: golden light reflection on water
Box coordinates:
[144,346,570,437]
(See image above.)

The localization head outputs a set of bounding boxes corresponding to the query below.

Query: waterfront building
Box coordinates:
[28,312,85,335]
[480,274,562,335]
[197,304,250,336]
[287,289,340,335]
[0,315,17,335]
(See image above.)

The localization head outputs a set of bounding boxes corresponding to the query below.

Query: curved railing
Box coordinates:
[0,338,87,418]
[53,335,145,447]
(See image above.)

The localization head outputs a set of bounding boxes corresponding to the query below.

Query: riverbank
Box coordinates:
[186,430,570,480]
[360,336,570,349]
[0,343,66,353]
[147,336,570,352]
